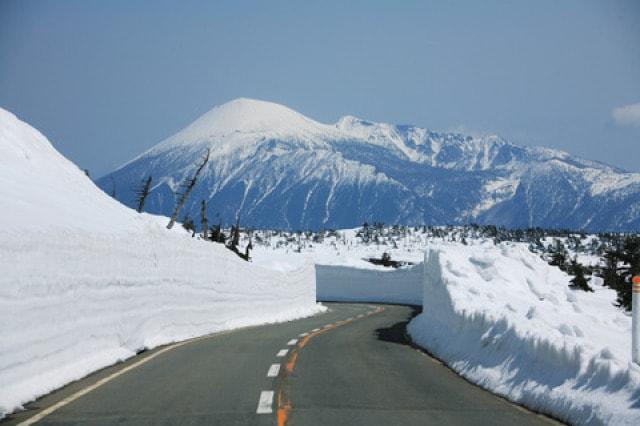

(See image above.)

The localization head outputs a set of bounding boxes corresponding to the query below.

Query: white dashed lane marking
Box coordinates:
[267,364,280,378]
[312,328,320,332]
[299,332,309,337]
[277,349,288,357]
[256,390,274,414]
[287,339,298,346]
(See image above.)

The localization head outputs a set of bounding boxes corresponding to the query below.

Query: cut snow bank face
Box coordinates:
[408,242,640,425]
[250,230,424,304]
[316,264,422,305]
[0,108,323,418]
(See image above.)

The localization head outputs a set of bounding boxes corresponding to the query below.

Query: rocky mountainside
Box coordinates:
[97,98,640,231]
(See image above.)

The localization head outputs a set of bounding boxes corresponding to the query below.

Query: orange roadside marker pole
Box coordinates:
[633,276,640,364]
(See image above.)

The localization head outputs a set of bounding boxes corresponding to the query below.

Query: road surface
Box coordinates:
[4,304,558,425]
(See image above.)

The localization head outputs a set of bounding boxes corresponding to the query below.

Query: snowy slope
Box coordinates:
[0,108,150,233]
[99,98,640,231]
[408,243,640,425]
[0,108,322,417]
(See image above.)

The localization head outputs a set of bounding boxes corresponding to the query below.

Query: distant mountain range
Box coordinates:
[97,98,640,231]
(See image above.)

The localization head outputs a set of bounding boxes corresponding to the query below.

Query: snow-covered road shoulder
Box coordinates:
[408,242,640,425]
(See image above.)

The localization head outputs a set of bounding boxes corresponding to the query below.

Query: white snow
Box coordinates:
[249,229,424,304]
[316,264,422,305]
[408,242,640,425]
[0,108,323,418]
[145,98,343,160]
[250,228,428,271]
[471,177,520,217]
[586,168,640,197]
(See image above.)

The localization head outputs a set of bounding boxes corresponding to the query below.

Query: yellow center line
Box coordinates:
[276,307,385,426]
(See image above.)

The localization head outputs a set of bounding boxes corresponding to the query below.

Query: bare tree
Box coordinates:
[167,148,210,229]
[200,199,209,241]
[230,213,241,249]
[135,176,153,213]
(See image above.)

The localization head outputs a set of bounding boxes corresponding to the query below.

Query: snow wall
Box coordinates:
[0,106,323,417]
[0,232,321,417]
[316,263,422,305]
[408,244,640,425]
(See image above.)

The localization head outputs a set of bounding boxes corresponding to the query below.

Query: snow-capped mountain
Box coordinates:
[98,98,640,231]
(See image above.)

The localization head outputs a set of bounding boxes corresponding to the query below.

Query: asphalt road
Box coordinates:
[4,304,558,426]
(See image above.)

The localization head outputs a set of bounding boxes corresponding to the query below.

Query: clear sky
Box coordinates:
[1,0,639,177]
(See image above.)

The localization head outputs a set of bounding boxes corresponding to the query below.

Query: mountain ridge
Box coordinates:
[98,98,640,231]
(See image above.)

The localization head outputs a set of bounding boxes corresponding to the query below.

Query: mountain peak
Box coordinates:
[176,97,324,138]
[102,99,640,231]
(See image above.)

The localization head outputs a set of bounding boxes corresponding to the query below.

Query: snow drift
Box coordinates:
[408,242,640,425]
[0,108,322,417]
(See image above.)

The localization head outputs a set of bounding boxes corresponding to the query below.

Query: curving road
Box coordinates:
[4,304,558,425]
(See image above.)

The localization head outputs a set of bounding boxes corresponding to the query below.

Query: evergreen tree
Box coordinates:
[598,236,639,311]
[210,222,226,244]
[181,216,196,237]
[616,236,640,310]
[601,242,622,289]
[548,240,569,272]
[568,259,593,292]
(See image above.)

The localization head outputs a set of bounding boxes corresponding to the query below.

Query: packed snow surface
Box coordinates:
[0,108,323,418]
[408,242,640,425]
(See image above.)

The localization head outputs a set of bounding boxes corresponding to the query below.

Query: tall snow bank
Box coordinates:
[0,108,323,417]
[316,264,422,305]
[0,108,147,233]
[408,242,640,425]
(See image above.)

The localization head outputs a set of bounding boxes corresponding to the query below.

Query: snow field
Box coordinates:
[408,242,640,425]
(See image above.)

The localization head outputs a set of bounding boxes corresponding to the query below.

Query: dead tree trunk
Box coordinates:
[200,199,209,241]
[135,176,153,213]
[231,214,241,249]
[167,149,210,229]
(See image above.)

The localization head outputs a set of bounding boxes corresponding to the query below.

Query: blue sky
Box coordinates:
[1,0,639,176]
